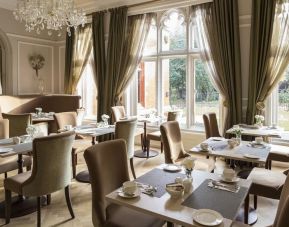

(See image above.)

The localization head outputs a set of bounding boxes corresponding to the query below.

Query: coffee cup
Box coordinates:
[64,125,73,131]
[223,168,235,181]
[255,137,263,144]
[122,181,137,195]
[227,139,236,148]
[13,137,21,144]
[200,142,209,151]
[175,177,183,184]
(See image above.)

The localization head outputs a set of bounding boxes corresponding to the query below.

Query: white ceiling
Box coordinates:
[0,0,152,12]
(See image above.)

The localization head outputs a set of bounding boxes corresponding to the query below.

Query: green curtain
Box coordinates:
[191,0,242,133]
[246,0,276,124]
[64,29,75,94]
[64,24,93,94]
[0,45,2,94]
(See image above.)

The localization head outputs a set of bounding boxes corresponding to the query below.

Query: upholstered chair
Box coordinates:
[0,119,9,139]
[54,111,91,178]
[4,131,76,227]
[2,113,32,137]
[147,111,181,153]
[84,139,165,227]
[115,118,138,179]
[160,121,215,172]
[203,113,221,139]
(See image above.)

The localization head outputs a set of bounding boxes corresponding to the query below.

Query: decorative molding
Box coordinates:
[59,46,65,93]
[17,41,54,95]
[7,33,66,45]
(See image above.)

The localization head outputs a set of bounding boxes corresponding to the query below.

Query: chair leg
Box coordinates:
[5,189,11,224]
[71,150,77,178]
[147,140,150,159]
[4,172,7,179]
[130,158,137,179]
[47,194,51,205]
[141,133,144,150]
[167,222,174,227]
[161,142,163,153]
[254,195,257,209]
[37,196,41,227]
[65,186,75,219]
[244,194,249,224]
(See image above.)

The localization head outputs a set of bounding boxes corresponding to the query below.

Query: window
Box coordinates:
[127,8,220,130]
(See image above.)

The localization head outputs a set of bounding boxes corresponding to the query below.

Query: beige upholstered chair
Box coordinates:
[203,113,221,139]
[4,131,76,226]
[2,113,32,137]
[84,139,165,227]
[147,111,181,153]
[54,111,91,178]
[160,121,215,172]
[0,119,9,139]
[115,118,138,179]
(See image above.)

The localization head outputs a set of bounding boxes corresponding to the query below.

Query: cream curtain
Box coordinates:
[64,24,93,94]
[0,46,2,94]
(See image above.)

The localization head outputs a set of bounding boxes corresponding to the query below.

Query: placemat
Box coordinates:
[182,179,248,219]
[235,145,270,159]
[136,168,185,198]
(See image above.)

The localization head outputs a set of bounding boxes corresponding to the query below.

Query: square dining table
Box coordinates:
[106,165,252,227]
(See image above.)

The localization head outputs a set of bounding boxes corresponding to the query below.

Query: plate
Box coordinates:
[250,141,266,148]
[220,176,240,183]
[0,147,13,153]
[117,188,140,199]
[193,209,223,226]
[163,164,182,172]
[243,154,259,159]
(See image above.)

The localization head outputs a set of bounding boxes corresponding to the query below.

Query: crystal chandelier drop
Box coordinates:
[13,0,87,36]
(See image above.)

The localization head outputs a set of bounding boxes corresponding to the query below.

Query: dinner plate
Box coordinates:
[220,176,240,183]
[0,147,13,153]
[163,164,182,172]
[243,154,259,159]
[117,188,140,199]
[193,209,223,226]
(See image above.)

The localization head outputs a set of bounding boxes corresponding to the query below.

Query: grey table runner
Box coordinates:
[136,168,185,198]
[182,179,248,220]
[235,145,270,159]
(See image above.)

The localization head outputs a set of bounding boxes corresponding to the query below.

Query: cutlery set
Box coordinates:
[208,180,240,193]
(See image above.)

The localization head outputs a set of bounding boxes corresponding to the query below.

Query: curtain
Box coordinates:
[245,0,276,124]
[64,24,93,94]
[0,46,2,94]
[191,0,242,133]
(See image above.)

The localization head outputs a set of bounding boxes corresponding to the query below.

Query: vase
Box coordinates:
[183,177,193,193]
[235,134,241,145]
[185,169,192,178]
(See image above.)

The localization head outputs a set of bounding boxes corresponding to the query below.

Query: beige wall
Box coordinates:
[0,7,66,95]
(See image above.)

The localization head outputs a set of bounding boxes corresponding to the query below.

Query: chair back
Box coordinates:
[2,113,31,137]
[160,121,188,163]
[167,111,181,121]
[203,113,221,138]
[273,173,289,227]
[21,131,75,196]
[111,106,126,122]
[84,139,130,226]
[0,119,9,139]
[115,118,137,159]
[54,112,77,130]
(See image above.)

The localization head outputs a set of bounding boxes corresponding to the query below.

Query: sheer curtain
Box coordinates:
[0,46,2,94]
[191,0,242,133]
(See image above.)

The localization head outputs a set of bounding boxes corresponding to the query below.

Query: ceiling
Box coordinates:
[0,0,153,12]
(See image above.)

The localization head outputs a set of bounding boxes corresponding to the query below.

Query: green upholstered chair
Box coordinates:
[115,118,138,179]
[54,111,91,178]
[160,121,215,172]
[4,131,76,227]
[84,139,165,227]
[2,113,32,137]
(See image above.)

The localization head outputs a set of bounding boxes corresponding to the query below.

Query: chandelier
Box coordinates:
[13,0,87,36]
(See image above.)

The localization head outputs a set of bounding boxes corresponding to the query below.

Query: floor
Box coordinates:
[0,144,284,227]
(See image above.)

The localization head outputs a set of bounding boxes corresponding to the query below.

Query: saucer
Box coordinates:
[163,164,182,172]
[243,154,259,159]
[193,209,223,226]
[220,176,240,183]
[118,188,140,199]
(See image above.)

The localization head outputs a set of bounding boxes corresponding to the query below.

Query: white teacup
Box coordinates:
[255,137,263,144]
[122,181,137,195]
[227,139,236,148]
[223,168,236,181]
[64,125,73,131]
[200,142,209,151]
[13,137,21,144]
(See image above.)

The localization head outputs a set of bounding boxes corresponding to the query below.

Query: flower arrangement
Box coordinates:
[255,115,264,125]
[182,157,195,178]
[29,54,45,78]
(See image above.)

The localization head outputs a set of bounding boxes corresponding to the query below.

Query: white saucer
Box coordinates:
[193,209,223,226]
[163,164,182,172]
[243,154,259,159]
[117,188,140,199]
[0,148,13,153]
[250,141,266,148]
[220,176,240,183]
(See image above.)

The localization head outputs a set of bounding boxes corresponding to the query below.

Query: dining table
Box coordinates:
[106,165,252,226]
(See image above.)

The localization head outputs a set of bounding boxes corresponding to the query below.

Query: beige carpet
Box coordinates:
[0,145,284,227]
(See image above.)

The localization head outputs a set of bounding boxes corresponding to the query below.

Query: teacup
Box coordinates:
[223,168,236,181]
[64,125,73,131]
[200,142,209,151]
[13,137,21,144]
[227,139,236,148]
[255,137,263,144]
[122,181,137,195]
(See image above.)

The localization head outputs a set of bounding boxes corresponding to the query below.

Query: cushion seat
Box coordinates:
[4,171,31,195]
[147,131,161,141]
[105,204,164,227]
[269,145,289,162]
[0,155,31,174]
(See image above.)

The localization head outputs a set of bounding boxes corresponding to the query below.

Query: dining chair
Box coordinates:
[203,113,221,139]
[2,113,32,137]
[54,111,91,178]
[160,121,215,172]
[232,171,289,227]
[84,139,165,227]
[146,111,181,154]
[115,118,138,179]
[4,131,76,227]
[0,119,9,139]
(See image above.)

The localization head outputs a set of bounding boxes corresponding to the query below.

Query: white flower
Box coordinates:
[255,115,264,122]
[182,157,195,170]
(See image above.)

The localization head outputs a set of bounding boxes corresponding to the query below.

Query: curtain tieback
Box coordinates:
[256,101,265,110]
[223,100,229,107]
